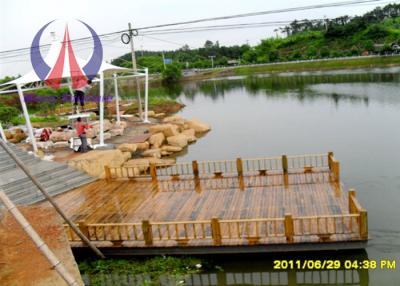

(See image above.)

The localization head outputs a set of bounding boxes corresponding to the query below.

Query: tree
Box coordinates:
[162,63,182,85]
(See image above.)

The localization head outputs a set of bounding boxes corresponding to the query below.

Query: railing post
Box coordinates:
[328,151,334,170]
[150,163,157,183]
[78,220,89,240]
[236,158,243,177]
[192,160,199,178]
[332,161,340,182]
[104,166,112,181]
[236,158,245,190]
[142,220,153,246]
[348,189,357,214]
[192,160,202,192]
[282,155,288,175]
[284,214,294,243]
[211,217,222,246]
[359,210,368,240]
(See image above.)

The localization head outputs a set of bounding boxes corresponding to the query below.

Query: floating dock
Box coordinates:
[54,152,368,254]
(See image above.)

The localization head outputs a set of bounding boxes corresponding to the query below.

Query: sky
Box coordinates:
[0,0,396,77]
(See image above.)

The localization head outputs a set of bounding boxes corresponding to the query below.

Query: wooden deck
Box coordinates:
[50,153,368,252]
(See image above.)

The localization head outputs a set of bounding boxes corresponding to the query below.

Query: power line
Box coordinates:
[0,0,390,56]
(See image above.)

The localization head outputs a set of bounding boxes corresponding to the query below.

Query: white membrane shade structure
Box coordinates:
[0,40,149,152]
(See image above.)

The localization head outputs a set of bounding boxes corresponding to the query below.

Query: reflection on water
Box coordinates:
[181,71,400,107]
[82,252,370,286]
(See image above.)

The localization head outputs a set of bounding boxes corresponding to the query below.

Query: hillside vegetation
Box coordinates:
[112,4,400,73]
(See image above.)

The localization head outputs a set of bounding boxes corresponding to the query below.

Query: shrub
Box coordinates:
[0,104,20,124]
[162,63,182,84]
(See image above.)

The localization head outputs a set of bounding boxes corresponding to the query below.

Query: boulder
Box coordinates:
[161,145,183,152]
[154,113,166,118]
[181,129,195,137]
[117,143,137,153]
[53,141,69,148]
[186,118,211,133]
[4,130,13,139]
[167,134,188,148]
[142,148,161,159]
[147,110,156,117]
[110,128,124,137]
[149,132,165,148]
[85,128,96,139]
[124,157,175,167]
[161,151,172,156]
[122,152,131,161]
[136,141,150,151]
[103,132,112,140]
[184,134,197,143]
[92,119,112,133]
[36,141,54,149]
[68,149,126,178]
[50,131,73,142]
[149,124,179,137]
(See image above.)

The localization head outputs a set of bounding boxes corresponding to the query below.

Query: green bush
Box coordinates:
[162,63,182,84]
[0,104,20,124]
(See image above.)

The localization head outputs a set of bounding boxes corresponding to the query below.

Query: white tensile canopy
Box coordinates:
[0,40,150,152]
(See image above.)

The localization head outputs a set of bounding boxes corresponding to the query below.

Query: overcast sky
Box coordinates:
[0,0,394,77]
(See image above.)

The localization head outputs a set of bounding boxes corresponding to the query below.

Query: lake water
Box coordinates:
[173,68,400,285]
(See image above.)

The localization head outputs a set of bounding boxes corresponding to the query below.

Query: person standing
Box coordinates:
[74,79,92,113]
[75,117,93,153]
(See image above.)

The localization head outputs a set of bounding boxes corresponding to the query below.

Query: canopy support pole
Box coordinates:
[16,83,37,152]
[113,74,121,125]
[67,79,74,113]
[0,122,6,142]
[99,72,105,146]
[143,68,150,123]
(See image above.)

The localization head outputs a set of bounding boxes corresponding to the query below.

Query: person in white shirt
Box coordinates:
[74,79,92,113]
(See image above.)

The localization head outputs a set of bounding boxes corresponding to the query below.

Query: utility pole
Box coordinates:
[209,55,215,69]
[161,51,166,70]
[128,22,143,118]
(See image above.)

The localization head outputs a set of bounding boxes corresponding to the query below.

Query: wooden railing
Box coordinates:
[64,205,367,246]
[105,152,337,181]
[156,172,332,192]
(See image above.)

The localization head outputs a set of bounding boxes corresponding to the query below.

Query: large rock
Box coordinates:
[110,127,124,137]
[136,141,149,151]
[4,130,13,139]
[161,145,183,152]
[167,134,188,148]
[149,132,165,148]
[53,141,69,148]
[124,158,175,167]
[186,118,211,133]
[103,132,112,140]
[122,152,131,161]
[68,150,126,178]
[149,124,179,137]
[118,143,137,153]
[92,119,112,133]
[181,129,195,137]
[142,148,161,159]
[85,128,96,139]
[50,131,73,142]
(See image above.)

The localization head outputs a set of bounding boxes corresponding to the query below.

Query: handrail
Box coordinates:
[105,153,332,180]
[64,212,364,245]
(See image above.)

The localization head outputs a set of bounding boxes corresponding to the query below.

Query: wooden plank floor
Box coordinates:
[49,172,346,224]
[40,171,366,249]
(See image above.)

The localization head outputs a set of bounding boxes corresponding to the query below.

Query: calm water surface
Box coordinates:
[84,69,400,285]
[174,69,400,285]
